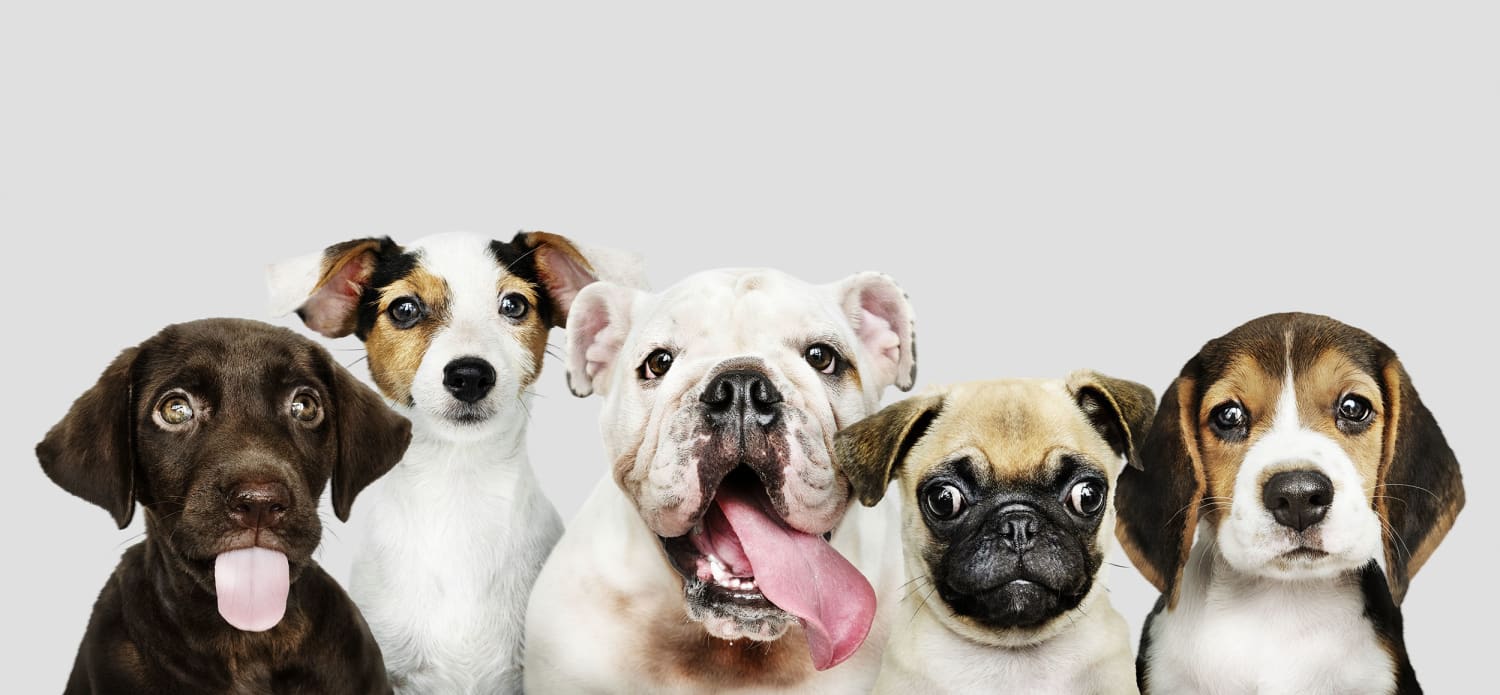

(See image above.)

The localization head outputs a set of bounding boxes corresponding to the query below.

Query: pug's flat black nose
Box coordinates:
[701,369,782,428]
[996,509,1041,552]
[1263,470,1334,531]
[228,482,291,530]
[443,357,496,403]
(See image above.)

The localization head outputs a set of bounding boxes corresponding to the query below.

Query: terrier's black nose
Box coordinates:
[443,357,496,403]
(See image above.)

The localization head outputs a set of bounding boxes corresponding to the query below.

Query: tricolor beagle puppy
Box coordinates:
[1116,312,1464,694]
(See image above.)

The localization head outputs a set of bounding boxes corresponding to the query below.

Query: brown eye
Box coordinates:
[804,343,839,374]
[1209,401,1249,442]
[922,483,966,521]
[388,297,423,329]
[499,293,530,320]
[640,349,674,380]
[1067,480,1106,516]
[290,392,321,423]
[158,396,194,425]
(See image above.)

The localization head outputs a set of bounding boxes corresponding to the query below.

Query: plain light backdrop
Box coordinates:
[2,3,1495,691]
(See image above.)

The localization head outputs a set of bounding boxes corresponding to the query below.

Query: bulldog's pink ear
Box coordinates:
[832,272,918,391]
[565,281,645,398]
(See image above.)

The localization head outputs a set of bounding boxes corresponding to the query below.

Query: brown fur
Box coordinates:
[363,265,451,405]
[497,274,549,388]
[1115,312,1464,607]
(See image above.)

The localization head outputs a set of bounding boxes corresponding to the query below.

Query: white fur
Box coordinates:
[268,231,594,694]
[1145,368,1394,694]
[526,268,914,693]
[876,576,1135,695]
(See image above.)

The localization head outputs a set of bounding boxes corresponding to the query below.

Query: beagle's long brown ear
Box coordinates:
[329,359,412,521]
[267,237,398,338]
[1378,358,1464,605]
[1066,370,1156,471]
[833,393,945,506]
[1115,375,1204,608]
[36,347,140,529]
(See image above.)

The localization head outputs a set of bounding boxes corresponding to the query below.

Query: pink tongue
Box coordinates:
[714,484,875,671]
[214,547,290,632]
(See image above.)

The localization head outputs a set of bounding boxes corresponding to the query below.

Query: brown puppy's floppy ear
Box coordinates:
[511,231,649,329]
[1066,369,1156,470]
[37,347,140,529]
[833,393,945,506]
[1377,357,1464,605]
[329,361,412,521]
[267,237,398,338]
[1114,374,1205,608]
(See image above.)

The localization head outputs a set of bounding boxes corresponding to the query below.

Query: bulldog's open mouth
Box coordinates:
[656,467,874,671]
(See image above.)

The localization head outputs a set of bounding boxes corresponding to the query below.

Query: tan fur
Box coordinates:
[364,265,451,405]
[1296,350,1385,500]
[1197,356,1281,520]
[497,275,549,389]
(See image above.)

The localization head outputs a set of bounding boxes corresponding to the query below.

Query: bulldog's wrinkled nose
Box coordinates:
[1263,469,1334,531]
[443,357,496,403]
[227,482,291,530]
[701,370,782,429]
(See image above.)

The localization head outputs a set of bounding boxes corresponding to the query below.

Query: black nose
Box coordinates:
[1263,470,1334,531]
[701,369,782,428]
[995,508,1041,552]
[227,482,291,530]
[443,357,496,403]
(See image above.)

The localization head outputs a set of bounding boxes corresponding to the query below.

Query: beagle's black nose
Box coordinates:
[701,369,782,428]
[228,482,291,530]
[443,357,496,403]
[1263,470,1334,531]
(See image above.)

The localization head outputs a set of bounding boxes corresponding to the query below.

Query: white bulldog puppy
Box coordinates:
[525,268,918,694]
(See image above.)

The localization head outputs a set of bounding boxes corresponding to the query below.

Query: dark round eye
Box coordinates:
[1337,395,1373,424]
[1068,480,1106,516]
[1209,401,1249,439]
[641,349,674,380]
[290,392,321,423]
[922,483,966,521]
[499,293,530,320]
[388,297,423,329]
[804,343,839,375]
[158,395,194,426]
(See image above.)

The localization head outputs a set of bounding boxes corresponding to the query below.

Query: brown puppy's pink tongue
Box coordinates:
[715,485,875,671]
[214,547,290,632]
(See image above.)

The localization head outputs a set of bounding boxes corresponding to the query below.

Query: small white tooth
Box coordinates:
[743,580,757,591]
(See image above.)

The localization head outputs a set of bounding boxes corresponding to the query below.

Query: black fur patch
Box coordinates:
[352,239,418,341]
[1360,561,1421,694]
[489,235,557,329]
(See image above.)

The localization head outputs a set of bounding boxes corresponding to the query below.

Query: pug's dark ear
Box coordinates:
[37,347,140,529]
[1066,369,1156,470]
[834,393,945,506]
[268,237,398,338]
[329,359,412,521]
[1115,375,1204,609]
[1377,357,1464,605]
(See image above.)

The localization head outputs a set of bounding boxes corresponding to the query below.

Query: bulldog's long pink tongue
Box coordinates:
[714,485,875,671]
[214,547,290,632]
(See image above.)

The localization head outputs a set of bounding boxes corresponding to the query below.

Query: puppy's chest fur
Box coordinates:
[349,435,563,692]
[1144,544,1395,695]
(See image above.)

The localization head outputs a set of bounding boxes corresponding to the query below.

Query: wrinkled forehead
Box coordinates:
[918,380,1111,482]
[639,269,850,355]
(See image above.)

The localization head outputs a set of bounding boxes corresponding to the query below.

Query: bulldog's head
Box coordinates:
[566,268,917,670]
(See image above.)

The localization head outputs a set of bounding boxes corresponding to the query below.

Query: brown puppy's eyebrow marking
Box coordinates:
[363,262,451,405]
[1293,347,1385,498]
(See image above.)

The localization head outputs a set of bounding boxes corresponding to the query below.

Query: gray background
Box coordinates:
[2,3,1495,691]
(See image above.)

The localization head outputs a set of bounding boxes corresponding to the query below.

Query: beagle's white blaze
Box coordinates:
[1215,365,1384,580]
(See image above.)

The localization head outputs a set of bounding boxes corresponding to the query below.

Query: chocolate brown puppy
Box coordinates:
[38,318,412,694]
